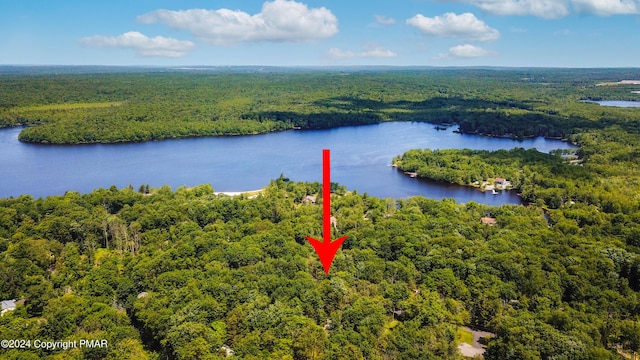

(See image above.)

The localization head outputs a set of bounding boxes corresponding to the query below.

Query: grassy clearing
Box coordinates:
[456,327,474,345]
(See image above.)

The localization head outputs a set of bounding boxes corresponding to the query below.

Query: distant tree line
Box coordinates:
[1,69,638,144]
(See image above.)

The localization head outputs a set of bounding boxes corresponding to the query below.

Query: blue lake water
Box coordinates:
[0,123,576,205]
[582,100,640,108]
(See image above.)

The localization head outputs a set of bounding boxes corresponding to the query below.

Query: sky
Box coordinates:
[1,0,639,67]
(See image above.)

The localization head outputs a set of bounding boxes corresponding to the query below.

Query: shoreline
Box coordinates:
[214,188,265,197]
[5,119,577,146]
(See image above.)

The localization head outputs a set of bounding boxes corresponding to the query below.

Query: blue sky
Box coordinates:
[1,0,639,67]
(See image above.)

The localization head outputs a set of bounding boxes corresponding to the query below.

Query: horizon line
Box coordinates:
[1,64,640,70]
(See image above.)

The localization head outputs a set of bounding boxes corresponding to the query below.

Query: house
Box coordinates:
[494,178,506,185]
[1,299,16,316]
[218,345,234,358]
[303,195,317,204]
[324,319,334,331]
[561,154,579,160]
[481,217,497,226]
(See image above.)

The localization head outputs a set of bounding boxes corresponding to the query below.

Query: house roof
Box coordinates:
[481,217,497,225]
[494,178,506,183]
[1,300,16,311]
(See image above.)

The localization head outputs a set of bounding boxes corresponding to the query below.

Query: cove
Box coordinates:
[0,123,575,205]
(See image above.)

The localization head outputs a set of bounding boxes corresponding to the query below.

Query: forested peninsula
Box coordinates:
[1,67,639,144]
[2,67,640,359]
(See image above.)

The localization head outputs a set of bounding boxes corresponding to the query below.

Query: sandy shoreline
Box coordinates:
[214,188,265,197]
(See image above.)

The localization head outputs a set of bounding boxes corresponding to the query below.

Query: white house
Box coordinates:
[1,299,16,316]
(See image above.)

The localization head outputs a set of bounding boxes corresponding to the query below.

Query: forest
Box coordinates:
[1,67,640,359]
[1,67,639,144]
[1,177,640,359]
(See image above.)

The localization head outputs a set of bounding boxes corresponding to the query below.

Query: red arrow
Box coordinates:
[306,149,347,275]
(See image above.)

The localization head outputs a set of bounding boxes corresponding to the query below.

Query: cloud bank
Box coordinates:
[434,0,639,19]
[572,0,639,16]
[406,12,500,42]
[79,31,195,57]
[137,0,339,45]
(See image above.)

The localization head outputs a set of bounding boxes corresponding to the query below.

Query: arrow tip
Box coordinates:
[306,236,348,275]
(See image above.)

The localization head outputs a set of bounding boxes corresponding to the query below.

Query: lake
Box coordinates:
[582,100,640,108]
[0,123,575,205]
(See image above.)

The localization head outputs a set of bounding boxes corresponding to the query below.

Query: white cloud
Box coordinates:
[435,44,497,59]
[433,0,639,18]
[572,0,639,16]
[327,44,397,60]
[374,15,396,25]
[79,31,195,57]
[406,13,500,42]
[472,0,570,18]
[137,0,338,45]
